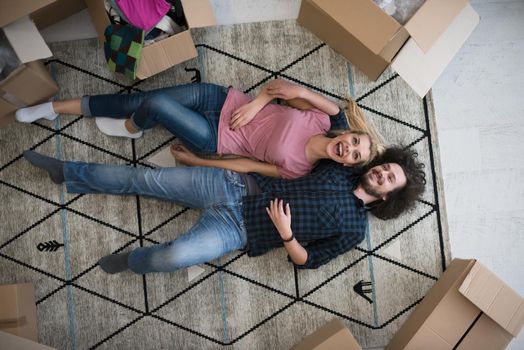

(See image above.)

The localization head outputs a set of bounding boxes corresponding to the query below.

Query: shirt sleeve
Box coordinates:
[329,109,349,131]
[295,231,365,269]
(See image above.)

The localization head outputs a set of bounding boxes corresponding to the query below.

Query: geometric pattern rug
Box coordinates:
[0,20,450,349]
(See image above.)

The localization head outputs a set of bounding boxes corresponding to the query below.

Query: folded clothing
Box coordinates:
[115,0,170,31]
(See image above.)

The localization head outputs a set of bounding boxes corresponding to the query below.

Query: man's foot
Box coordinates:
[95,118,143,139]
[16,102,58,123]
[98,252,131,274]
[23,151,65,184]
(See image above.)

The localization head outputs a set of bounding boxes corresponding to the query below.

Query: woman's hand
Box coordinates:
[170,144,203,166]
[265,198,293,240]
[266,79,305,100]
[230,101,259,130]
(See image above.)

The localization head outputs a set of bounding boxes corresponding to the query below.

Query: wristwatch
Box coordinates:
[282,234,294,242]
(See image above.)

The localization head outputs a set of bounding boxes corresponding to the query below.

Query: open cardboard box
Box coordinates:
[85,0,216,79]
[0,283,39,342]
[0,0,60,127]
[0,0,86,30]
[386,259,524,350]
[298,0,480,97]
[291,319,362,350]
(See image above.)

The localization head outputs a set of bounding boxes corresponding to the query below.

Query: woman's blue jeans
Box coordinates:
[63,162,248,274]
[81,83,228,154]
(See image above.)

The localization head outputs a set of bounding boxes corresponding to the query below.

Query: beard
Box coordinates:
[360,173,383,198]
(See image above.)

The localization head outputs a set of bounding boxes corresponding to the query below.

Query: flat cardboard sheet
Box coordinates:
[0,283,38,342]
[391,4,479,97]
[0,330,56,350]
[2,16,52,63]
[459,262,524,336]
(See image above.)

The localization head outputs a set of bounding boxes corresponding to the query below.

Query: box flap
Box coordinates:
[181,0,216,29]
[459,261,524,337]
[0,0,55,27]
[137,30,197,79]
[2,17,52,63]
[309,0,401,55]
[30,0,87,30]
[391,4,479,97]
[291,319,361,350]
[404,0,469,53]
[84,0,111,45]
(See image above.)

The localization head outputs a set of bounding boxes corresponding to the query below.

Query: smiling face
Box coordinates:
[326,132,371,166]
[361,163,407,198]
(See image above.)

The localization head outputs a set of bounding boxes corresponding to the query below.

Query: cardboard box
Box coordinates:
[0,0,85,30]
[0,283,39,342]
[0,1,60,127]
[85,0,216,79]
[297,0,480,97]
[291,319,362,350]
[386,259,524,350]
[0,331,57,350]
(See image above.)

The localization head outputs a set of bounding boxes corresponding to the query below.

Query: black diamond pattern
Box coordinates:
[0,33,447,348]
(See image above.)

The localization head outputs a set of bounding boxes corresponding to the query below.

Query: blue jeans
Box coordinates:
[63,163,248,274]
[81,83,229,154]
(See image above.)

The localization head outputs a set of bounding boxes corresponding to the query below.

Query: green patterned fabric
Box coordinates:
[104,24,144,79]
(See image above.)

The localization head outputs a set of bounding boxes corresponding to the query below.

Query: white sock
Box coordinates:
[95,117,143,139]
[16,102,58,123]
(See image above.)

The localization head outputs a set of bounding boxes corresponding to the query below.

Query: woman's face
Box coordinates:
[326,133,371,165]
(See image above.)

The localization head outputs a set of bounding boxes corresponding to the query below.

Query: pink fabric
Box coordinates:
[116,0,170,31]
[217,88,330,179]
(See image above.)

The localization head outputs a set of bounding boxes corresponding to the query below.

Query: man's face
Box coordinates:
[361,163,407,198]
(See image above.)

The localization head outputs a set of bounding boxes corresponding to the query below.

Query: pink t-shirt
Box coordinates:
[116,0,170,31]
[217,88,330,179]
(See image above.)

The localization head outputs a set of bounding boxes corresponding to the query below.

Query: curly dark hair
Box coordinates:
[365,146,426,220]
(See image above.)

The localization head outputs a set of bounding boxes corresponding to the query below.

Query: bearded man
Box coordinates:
[23,146,425,273]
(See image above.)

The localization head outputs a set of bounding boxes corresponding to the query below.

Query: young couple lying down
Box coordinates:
[17,79,425,273]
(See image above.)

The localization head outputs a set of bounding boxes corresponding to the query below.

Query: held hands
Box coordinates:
[266,79,304,100]
[265,198,293,241]
[230,101,259,130]
[170,144,202,166]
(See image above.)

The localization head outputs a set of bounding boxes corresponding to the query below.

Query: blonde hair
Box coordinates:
[344,98,387,155]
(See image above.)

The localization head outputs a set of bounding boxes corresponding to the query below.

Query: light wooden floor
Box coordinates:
[40,1,524,348]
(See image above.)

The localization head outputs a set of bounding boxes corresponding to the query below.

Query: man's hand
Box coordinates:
[230,101,259,130]
[266,198,293,240]
[266,79,304,100]
[170,144,203,166]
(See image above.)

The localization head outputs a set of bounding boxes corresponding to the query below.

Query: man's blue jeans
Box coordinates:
[81,83,229,154]
[63,162,248,274]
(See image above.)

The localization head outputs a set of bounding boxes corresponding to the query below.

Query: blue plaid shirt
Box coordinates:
[242,161,368,269]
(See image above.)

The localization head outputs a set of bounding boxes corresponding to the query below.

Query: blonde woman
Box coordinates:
[16,79,381,179]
